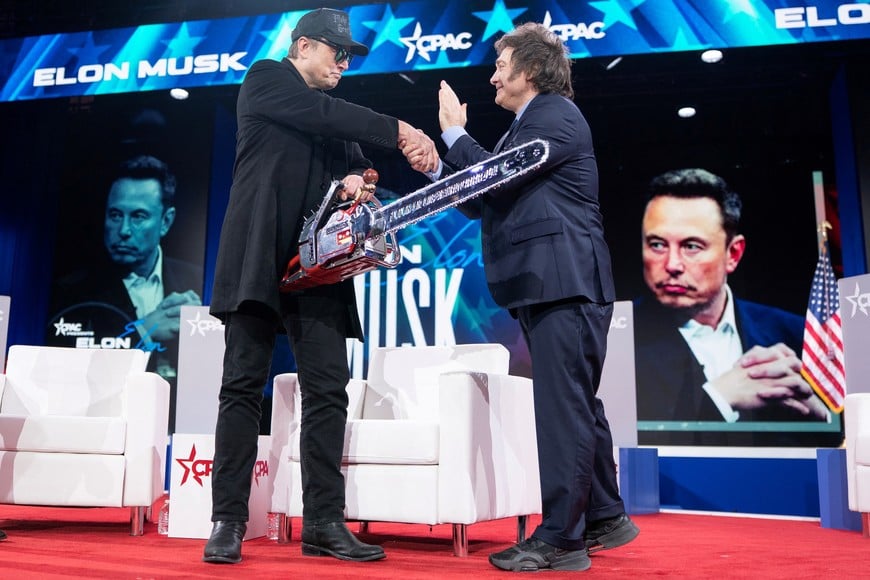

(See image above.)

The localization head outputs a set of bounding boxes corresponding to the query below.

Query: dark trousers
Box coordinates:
[516,298,624,550]
[211,292,350,525]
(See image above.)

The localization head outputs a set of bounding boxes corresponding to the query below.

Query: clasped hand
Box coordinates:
[139,290,202,342]
[709,343,828,420]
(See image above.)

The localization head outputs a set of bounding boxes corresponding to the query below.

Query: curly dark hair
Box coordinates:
[494,22,573,99]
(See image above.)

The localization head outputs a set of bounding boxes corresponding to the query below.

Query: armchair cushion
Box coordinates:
[287,419,439,465]
[0,415,126,454]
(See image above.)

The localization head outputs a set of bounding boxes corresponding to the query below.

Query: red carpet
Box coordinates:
[0,504,867,578]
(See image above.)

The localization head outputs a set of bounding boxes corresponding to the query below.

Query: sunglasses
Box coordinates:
[315,37,354,65]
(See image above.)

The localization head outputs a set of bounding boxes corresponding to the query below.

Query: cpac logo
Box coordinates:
[609,316,628,330]
[33,52,248,87]
[187,310,224,337]
[252,459,269,488]
[844,283,870,317]
[175,444,213,486]
[542,11,606,41]
[175,444,269,487]
[775,3,870,29]
[400,23,472,63]
[53,317,86,337]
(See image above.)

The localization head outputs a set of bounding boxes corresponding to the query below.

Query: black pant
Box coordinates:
[211,291,351,525]
[516,298,625,550]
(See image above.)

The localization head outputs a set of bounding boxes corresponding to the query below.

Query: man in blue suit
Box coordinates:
[430,22,638,573]
[634,168,828,434]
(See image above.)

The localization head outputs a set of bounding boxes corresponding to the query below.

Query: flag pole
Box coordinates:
[812,170,826,252]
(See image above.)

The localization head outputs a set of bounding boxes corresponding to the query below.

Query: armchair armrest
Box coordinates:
[437,371,541,524]
[269,373,369,513]
[845,393,870,511]
[270,373,299,513]
[122,371,170,506]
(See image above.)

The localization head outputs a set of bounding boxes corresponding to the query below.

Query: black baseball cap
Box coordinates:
[291,8,369,56]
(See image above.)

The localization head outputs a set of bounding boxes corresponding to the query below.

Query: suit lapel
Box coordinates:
[494,118,518,153]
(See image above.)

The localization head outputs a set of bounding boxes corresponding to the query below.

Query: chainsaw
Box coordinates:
[279,138,550,292]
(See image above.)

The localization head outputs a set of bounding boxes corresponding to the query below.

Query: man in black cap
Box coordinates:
[203,7,438,564]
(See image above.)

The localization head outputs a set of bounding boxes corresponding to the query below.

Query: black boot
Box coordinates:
[301,522,385,561]
[203,521,246,564]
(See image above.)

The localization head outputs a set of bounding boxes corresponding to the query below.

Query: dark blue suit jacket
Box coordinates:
[633,295,818,422]
[443,92,614,309]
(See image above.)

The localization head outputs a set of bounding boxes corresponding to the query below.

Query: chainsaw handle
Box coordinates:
[342,168,379,215]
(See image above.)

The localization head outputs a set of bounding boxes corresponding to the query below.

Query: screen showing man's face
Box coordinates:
[641,195,739,317]
[103,177,168,276]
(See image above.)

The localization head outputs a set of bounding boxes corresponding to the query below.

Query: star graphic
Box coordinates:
[721,0,760,23]
[845,282,865,317]
[187,311,203,336]
[464,297,503,334]
[400,22,428,62]
[362,4,415,51]
[175,444,203,486]
[66,32,112,65]
[472,0,527,42]
[161,22,206,56]
[259,13,300,59]
[589,0,643,31]
[669,27,698,51]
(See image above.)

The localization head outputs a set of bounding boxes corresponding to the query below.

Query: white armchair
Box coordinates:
[269,343,541,556]
[845,392,870,537]
[0,345,170,535]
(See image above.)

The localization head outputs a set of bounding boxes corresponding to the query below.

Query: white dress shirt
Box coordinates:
[122,246,165,319]
[678,286,743,422]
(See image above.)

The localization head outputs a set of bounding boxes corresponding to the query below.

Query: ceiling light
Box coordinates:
[605,56,622,71]
[701,49,723,63]
[170,88,189,100]
[677,106,696,118]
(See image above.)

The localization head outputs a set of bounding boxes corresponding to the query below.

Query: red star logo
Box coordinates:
[175,444,210,486]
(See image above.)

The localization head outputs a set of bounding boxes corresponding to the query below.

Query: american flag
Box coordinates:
[800,243,845,412]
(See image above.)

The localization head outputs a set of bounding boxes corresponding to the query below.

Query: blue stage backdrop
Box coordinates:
[1,0,868,101]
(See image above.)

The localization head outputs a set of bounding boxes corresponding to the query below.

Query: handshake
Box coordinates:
[397,120,439,174]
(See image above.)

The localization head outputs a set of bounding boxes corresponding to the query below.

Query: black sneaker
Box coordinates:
[585,513,639,553]
[489,537,591,572]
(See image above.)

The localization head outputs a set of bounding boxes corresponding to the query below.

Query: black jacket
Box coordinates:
[210,57,398,335]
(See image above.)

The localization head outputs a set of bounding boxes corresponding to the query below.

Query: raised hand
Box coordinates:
[438,80,467,131]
